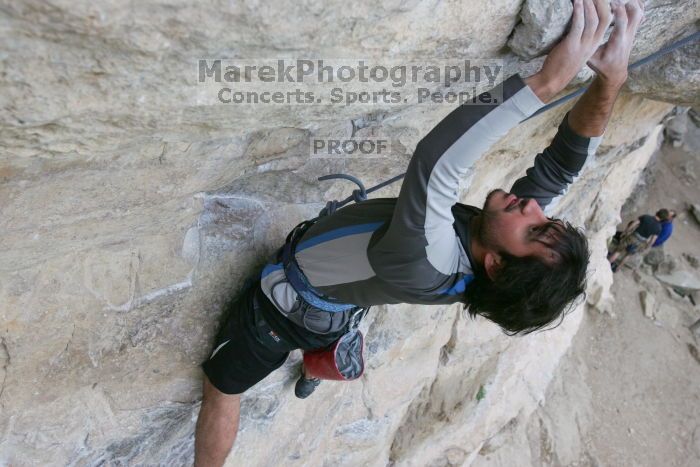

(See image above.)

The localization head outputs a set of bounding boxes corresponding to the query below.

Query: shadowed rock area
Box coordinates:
[0,1,698,465]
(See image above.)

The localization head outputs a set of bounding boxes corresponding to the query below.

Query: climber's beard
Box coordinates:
[478,189,508,250]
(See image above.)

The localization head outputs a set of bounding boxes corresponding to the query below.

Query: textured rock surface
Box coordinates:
[508,0,574,59]
[0,0,698,465]
[639,289,656,318]
[627,40,700,106]
[656,270,700,292]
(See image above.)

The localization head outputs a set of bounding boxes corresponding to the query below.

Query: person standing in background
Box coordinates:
[608,209,672,272]
[652,209,676,248]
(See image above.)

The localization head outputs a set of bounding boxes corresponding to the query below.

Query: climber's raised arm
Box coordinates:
[567,0,645,136]
[511,0,645,209]
[370,0,619,287]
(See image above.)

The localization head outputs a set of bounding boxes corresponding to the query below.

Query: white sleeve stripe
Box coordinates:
[423,87,545,274]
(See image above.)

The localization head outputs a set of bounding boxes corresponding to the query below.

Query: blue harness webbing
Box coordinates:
[281,218,358,313]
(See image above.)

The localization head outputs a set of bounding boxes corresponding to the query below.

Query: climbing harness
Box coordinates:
[280,175,372,380]
[281,219,358,312]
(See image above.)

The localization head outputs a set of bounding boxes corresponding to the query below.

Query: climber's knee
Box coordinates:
[202,374,241,406]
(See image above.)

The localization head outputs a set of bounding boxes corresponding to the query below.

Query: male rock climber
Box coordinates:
[608,208,671,272]
[194,1,644,465]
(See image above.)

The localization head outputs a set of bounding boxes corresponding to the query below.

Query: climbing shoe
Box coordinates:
[294,370,321,399]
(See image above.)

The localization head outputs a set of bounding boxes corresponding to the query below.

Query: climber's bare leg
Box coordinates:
[614,252,630,271]
[194,375,241,467]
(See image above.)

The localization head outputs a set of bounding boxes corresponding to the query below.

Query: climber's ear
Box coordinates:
[484,252,503,281]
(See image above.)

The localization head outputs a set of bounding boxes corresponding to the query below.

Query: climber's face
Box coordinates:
[479,189,564,265]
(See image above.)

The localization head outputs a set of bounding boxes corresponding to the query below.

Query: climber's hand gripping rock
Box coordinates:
[525,0,644,102]
[587,0,645,87]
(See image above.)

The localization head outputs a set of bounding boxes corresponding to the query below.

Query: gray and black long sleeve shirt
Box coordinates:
[258,74,602,344]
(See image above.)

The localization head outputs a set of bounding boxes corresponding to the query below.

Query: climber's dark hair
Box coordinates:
[464,220,589,336]
[655,208,670,221]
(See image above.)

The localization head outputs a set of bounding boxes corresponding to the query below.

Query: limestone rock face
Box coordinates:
[627,40,700,106]
[508,0,574,59]
[0,0,697,465]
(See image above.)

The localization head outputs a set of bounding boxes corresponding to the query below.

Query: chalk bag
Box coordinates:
[302,328,365,381]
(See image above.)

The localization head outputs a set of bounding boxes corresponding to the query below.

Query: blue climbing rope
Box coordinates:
[318,30,700,213]
[525,30,700,121]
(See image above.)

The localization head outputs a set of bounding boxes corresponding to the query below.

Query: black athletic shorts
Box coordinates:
[201,281,299,395]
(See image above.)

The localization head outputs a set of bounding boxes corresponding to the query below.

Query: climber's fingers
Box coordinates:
[593,0,613,42]
[608,0,629,46]
[586,0,643,85]
[626,0,645,34]
[569,0,585,39]
[542,0,633,91]
[607,0,644,49]
[582,0,600,43]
